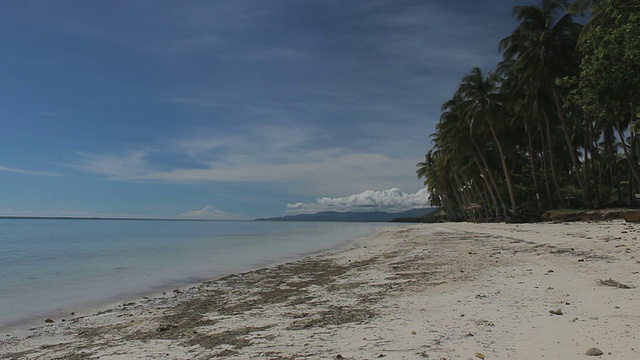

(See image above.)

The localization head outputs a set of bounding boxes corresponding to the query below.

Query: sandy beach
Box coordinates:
[1,221,639,359]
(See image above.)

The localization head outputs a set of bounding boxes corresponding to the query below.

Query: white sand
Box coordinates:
[1,221,639,359]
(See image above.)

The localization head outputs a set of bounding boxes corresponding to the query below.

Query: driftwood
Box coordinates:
[622,213,640,223]
[597,278,634,289]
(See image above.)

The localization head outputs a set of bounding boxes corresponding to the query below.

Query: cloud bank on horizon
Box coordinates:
[0,0,524,219]
[286,188,430,215]
[178,205,244,220]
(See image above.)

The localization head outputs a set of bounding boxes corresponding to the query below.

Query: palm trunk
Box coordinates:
[539,123,553,203]
[487,120,519,217]
[448,177,464,218]
[552,86,590,208]
[587,119,601,207]
[451,171,470,218]
[614,121,640,186]
[603,127,621,202]
[542,110,568,208]
[480,182,494,218]
[524,120,540,194]
[471,137,505,218]
[473,155,500,219]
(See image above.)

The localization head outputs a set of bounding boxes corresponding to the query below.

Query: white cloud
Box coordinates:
[71,125,421,196]
[179,205,244,220]
[74,149,416,195]
[168,97,231,108]
[0,165,61,177]
[286,188,430,214]
[72,151,151,181]
[239,47,308,62]
[0,208,139,218]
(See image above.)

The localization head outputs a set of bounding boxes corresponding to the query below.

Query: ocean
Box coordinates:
[0,218,389,330]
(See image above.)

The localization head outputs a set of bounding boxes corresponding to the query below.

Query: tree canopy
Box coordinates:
[418,0,640,222]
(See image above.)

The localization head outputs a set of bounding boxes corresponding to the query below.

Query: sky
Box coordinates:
[0,0,532,220]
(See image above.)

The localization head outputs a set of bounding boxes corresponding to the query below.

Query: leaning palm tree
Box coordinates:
[417,150,452,209]
[457,67,519,217]
[499,0,588,206]
[439,91,505,218]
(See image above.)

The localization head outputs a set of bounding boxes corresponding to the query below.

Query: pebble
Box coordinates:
[585,347,604,356]
[44,319,54,323]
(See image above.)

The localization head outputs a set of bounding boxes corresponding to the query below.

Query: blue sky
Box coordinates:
[0,0,531,219]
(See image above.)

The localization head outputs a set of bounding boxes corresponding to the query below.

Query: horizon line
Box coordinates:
[0,216,249,222]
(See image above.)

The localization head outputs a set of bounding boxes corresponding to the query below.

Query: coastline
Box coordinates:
[1,221,639,359]
[0,220,386,333]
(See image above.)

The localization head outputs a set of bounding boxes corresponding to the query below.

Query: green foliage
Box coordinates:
[576,0,640,122]
[419,0,640,222]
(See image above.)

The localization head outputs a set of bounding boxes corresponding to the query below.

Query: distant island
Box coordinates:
[255,208,435,222]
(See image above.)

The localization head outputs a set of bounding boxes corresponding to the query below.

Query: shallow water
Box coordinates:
[0,219,388,329]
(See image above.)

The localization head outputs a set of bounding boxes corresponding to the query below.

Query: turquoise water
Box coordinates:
[0,219,387,330]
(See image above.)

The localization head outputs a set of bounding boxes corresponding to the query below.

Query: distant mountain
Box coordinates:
[255,208,436,222]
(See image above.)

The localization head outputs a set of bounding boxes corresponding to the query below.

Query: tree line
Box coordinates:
[417,0,640,222]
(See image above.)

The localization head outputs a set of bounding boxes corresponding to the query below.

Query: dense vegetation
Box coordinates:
[417,0,640,222]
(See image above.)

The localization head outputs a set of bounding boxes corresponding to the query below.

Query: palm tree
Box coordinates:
[573,0,640,190]
[437,94,504,218]
[569,0,603,45]
[416,152,439,206]
[569,0,598,14]
[417,150,455,210]
[457,67,519,217]
[499,0,588,207]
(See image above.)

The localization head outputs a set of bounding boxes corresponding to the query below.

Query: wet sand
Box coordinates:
[1,221,639,359]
